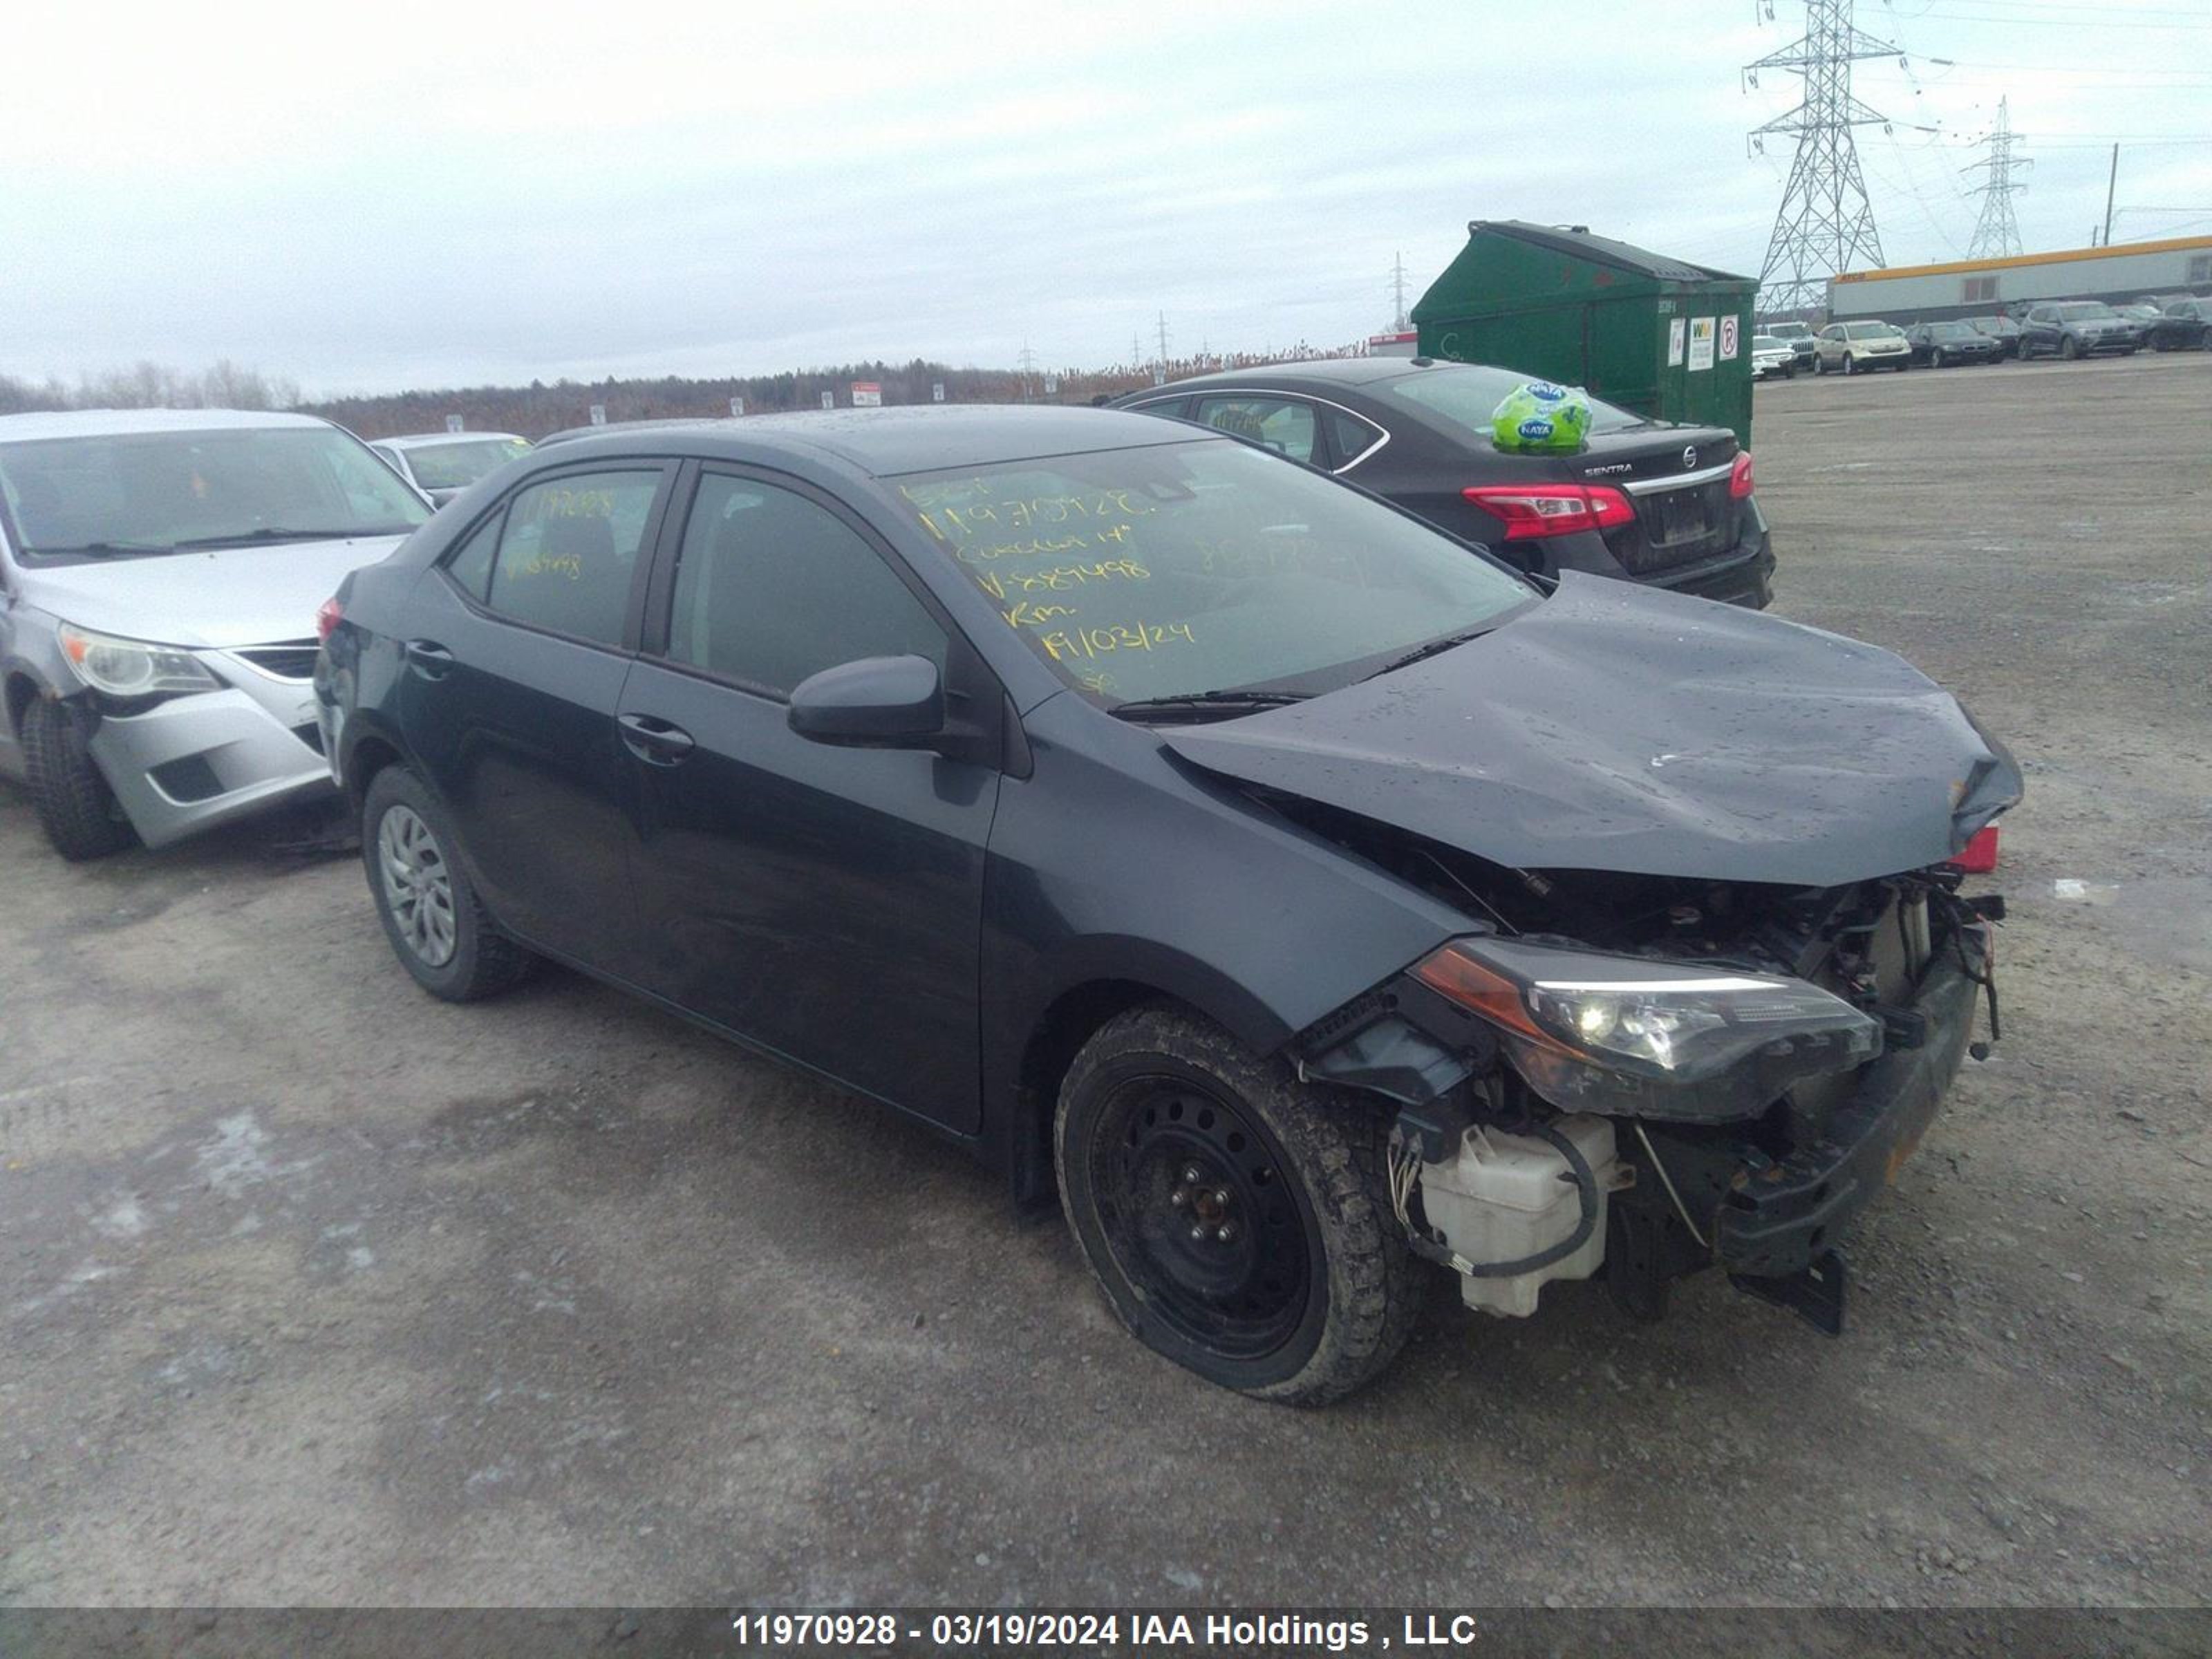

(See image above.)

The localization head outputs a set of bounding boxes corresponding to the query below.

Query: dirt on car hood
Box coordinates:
[1165,573,2022,887]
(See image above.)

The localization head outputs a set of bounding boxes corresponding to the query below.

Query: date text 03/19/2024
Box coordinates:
[728,1611,1489,1650]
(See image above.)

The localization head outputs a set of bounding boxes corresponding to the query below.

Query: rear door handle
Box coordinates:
[404,639,456,679]
[618,713,695,765]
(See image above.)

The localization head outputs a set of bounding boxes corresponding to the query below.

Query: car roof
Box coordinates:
[0,407,333,443]
[377,430,528,449]
[1136,357,1471,396]
[532,404,1215,477]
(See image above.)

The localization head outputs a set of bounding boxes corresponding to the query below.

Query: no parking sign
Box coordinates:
[1719,315,1741,362]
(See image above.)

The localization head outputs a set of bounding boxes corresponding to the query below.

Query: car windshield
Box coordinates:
[1968,317,2013,331]
[0,425,431,564]
[2053,303,2117,320]
[1752,336,1786,350]
[1374,365,1649,438]
[1929,323,1976,339]
[1769,323,1812,338]
[890,439,1535,708]
[395,436,531,491]
[1845,323,1901,339]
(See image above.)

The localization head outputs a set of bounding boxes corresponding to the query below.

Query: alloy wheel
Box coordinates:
[377,803,458,968]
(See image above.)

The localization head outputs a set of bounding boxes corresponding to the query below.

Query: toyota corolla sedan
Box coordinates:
[317,407,2016,1404]
[0,409,432,859]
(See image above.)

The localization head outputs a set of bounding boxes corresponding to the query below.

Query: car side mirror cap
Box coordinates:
[787,655,945,749]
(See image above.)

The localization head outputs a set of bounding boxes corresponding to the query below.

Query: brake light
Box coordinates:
[1730,451,1754,499]
[1461,482,1637,541]
[316,597,344,643]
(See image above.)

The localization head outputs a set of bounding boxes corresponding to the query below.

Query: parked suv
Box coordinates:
[0,409,431,858]
[317,407,2016,1403]
[1812,321,1911,374]
[1762,319,1819,369]
[1112,357,1774,608]
[2018,301,2137,360]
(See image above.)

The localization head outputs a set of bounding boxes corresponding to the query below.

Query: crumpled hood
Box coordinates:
[20,536,406,650]
[1166,573,2022,887]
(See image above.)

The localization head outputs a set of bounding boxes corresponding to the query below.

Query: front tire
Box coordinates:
[1843,353,1857,375]
[362,765,536,1001]
[1933,348,1947,368]
[2061,335,2081,361]
[21,697,135,861]
[1055,1006,1419,1405]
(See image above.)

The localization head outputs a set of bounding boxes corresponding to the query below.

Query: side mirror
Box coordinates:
[787,654,944,749]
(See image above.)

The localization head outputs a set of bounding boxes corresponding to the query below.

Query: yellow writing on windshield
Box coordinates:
[969,559,1149,599]
[1040,621,1197,662]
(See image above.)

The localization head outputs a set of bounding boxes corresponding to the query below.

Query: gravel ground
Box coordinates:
[1,354,2206,1620]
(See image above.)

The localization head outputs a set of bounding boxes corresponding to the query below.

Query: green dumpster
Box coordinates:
[1412,221,1758,447]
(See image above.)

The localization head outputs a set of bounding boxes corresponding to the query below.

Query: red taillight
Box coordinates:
[1461,482,1637,541]
[1730,451,1755,499]
[316,597,343,643]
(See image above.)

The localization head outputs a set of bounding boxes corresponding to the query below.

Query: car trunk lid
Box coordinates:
[1572,427,1741,576]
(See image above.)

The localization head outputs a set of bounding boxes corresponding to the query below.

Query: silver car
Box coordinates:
[0,409,432,859]
[368,430,532,507]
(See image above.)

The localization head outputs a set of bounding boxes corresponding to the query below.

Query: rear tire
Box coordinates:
[1055,1005,1420,1405]
[362,765,536,1002]
[20,697,135,861]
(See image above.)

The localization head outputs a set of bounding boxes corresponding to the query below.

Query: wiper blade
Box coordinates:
[30,539,174,556]
[1368,625,1499,679]
[171,527,401,549]
[1107,688,1309,722]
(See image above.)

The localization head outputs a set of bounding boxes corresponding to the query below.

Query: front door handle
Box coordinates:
[618,713,695,765]
[404,639,456,679]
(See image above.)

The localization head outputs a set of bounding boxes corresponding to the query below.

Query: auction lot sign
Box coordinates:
[852,381,883,407]
[1,1607,2202,1657]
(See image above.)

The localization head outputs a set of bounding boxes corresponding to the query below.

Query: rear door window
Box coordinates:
[1324,408,1386,470]
[1191,396,1319,465]
[480,469,663,647]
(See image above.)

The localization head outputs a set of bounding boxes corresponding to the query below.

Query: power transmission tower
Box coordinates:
[1390,252,1410,330]
[1963,96,2030,261]
[1745,0,1900,315]
[1155,312,1172,368]
[1016,339,1037,402]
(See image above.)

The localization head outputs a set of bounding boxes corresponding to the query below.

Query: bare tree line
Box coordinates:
[2,337,1376,438]
[0,360,302,417]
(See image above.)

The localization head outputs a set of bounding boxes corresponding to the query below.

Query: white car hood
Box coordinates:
[19,536,407,650]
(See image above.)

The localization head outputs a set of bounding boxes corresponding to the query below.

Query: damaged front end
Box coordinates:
[1293,842,2005,1335]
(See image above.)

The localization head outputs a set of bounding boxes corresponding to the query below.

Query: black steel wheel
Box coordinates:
[1056,1005,1419,1405]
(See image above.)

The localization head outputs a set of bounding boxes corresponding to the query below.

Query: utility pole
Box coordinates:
[1963,95,2030,261]
[2102,143,2119,247]
[1390,252,1410,331]
[1743,0,1900,315]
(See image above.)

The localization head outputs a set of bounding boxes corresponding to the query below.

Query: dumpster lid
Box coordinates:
[1469,221,1750,285]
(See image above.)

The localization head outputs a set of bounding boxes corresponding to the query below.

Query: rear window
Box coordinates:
[1374,366,1647,440]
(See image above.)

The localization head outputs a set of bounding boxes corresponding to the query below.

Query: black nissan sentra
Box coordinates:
[315,406,2018,1404]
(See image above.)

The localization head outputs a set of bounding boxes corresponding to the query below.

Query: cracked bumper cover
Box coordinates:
[1716,927,1987,1279]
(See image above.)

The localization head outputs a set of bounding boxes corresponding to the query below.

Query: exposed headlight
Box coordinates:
[1412,936,1882,1121]
[57,624,221,699]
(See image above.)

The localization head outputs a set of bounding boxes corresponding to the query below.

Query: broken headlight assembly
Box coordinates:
[58,624,221,701]
[1412,936,1882,1121]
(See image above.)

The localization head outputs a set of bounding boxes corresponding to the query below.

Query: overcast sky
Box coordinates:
[6,0,2207,396]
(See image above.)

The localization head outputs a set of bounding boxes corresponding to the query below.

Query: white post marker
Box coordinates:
[444,413,464,433]
[589,404,607,426]
[932,382,945,403]
[1044,375,1058,395]
[821,391,834,410]
[729,396,745,417]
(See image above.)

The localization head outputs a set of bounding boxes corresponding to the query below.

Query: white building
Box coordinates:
[1826,236,2212,325]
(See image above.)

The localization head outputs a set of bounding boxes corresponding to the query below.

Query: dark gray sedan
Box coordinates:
[315,407,2016,1403]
